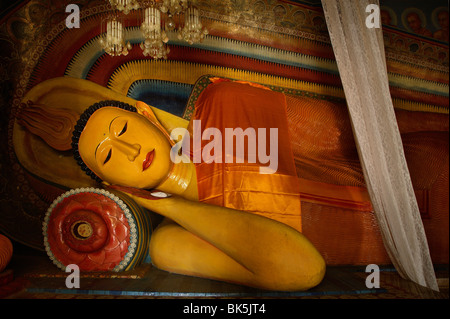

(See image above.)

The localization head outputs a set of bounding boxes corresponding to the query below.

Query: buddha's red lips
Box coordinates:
[143,150,154,171]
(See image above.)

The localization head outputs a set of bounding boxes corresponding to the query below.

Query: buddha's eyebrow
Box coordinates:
[109,116,120,130]
[94,143,100,157]
[94,116,120,157]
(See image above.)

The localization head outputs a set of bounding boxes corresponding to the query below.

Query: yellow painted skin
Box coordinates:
[78,107,326,291]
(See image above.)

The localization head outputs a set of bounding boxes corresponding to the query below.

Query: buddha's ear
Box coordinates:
[135,101,159,123]
[135,101,175,146]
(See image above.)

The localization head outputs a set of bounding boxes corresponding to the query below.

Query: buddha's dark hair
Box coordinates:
[71,100,137,183]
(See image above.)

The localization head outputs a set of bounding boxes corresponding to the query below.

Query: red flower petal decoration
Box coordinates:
[43,189,132,272]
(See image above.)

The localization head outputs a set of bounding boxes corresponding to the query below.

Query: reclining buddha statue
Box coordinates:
[15,77,327,291]
[14,75,449,291]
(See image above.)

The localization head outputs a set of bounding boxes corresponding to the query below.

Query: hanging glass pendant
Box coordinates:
[160,0,188,16]
[140,5,170,59]
[178,5,208,44]
[100,15,132,56]
[109,0,140,15]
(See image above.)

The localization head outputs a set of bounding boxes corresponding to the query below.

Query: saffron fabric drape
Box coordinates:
[188,80,303,233]
[321,0,438,290]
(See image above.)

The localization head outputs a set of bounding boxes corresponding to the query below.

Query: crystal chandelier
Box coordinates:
[178,5,208,45]
[109,0,140,15]
[140,5,170,59]
[99,15,132,56]
[102,0,208,59]
[160,0,188,16]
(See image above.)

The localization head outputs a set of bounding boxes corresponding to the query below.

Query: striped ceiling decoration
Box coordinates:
[21,2,448,117]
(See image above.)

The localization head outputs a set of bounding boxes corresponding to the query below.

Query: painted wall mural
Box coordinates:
[0,0,448,267]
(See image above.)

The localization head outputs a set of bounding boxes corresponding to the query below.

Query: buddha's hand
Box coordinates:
[106,185,174,212]
[108,185,171,199]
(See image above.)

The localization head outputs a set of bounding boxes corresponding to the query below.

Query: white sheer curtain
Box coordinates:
[321,0,438,291]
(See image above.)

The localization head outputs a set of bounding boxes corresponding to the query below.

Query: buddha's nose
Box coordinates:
[113,139,141,161]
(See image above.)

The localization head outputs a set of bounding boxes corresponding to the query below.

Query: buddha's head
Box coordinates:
[72,101,172,189]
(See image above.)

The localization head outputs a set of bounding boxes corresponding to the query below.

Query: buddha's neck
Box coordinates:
[157,156,198,201]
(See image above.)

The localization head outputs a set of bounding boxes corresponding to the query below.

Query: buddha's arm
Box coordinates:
[110,186,325,291]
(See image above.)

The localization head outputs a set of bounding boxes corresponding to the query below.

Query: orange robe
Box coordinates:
[188,80,302,232]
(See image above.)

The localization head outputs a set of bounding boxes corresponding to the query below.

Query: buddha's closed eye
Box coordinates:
[104,149,112,164]
[118,123,127,136]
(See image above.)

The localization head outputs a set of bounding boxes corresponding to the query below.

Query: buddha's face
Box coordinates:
[78,107,172,189]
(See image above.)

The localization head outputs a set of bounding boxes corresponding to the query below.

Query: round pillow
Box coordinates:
[43,188,152,272]
[0,234,13,273]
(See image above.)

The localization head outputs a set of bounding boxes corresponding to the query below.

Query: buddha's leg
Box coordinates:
[149,219,256,287]
[148,218,324,291]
